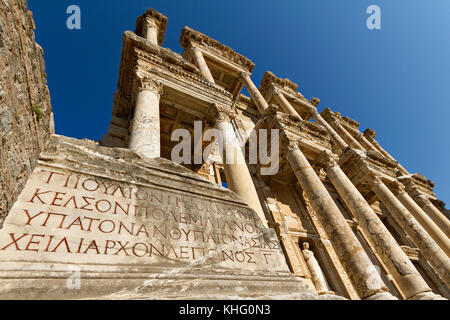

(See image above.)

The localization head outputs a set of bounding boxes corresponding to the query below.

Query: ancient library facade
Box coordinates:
[0,6,449,300]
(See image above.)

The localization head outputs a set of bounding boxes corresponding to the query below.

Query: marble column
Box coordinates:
[390,182,450,256]
[318,151,435,299]
[129,77,162,158]
[329,119,365,151]
[282,136,395,299]
[240,72,269,113]
[211,105,268,228]
[191,46,215,83]
[366,173,450,284]
[143,17,159,44]
[311,109,348,153]
[273,88,302,119]
[354,131,382,154]
[414,195,450,237]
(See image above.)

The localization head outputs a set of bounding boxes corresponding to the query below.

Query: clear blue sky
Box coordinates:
[28,0,450,204]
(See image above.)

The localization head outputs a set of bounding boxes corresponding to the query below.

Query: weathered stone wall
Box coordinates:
[0,0,53,224]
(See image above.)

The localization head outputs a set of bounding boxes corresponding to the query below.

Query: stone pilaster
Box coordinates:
[317,150,435,299]
[240,72,269,113]
[390,181,450,257]
[209,104,268,227]
[128,76,163,158]
[365,173,450,284]
[281,134,395,300]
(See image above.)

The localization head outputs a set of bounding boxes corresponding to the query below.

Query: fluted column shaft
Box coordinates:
[367,175,450,284]
[283,138,393,299]
[319,152,432,299]
[273,89,302,119]
[129,78,162,158]
[192,47,215,83]
[414,194,450,237]
[240,72,268,113]
[391,184,450,256]
[213,111,268,227]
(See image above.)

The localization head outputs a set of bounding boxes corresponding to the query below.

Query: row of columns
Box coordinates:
[246,83,448,298]
[318,151,434,299]
[367,175,450,285]
[275,94,450,265]
[282,136,395,299]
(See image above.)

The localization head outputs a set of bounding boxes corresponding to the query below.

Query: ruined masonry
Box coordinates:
[0,6,449,300]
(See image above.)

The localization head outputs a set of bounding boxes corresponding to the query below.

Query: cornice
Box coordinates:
[339,148,398,185]
[180,26,255,73]
[117,31,233,104]
[259,71,299,97]
[254,106,331,151]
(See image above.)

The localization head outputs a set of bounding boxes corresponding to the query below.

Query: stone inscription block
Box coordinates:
[0,166,289,273]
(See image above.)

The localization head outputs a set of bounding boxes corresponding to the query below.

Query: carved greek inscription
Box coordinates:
[0,169,281,267]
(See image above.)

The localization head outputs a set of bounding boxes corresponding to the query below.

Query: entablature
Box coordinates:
[338,148,399,203]
[255,105,332,160]
[180,27,254,98]
[397,173,437,199]
[258,71,314,120]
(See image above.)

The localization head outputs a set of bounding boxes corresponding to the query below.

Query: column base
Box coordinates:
[408,292,447,300]
[364,292,398,300]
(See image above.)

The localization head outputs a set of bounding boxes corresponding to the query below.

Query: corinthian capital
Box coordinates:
[316,150,339,169]
[414,194,432,207]
[362,171,383,186]
[136,75,163,97]
[389,180,406,196]
[280,131,299,153]
[208,103,235,123]
[239,72,250,80]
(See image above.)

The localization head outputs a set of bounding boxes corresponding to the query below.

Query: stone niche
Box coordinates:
[0,135,339,300]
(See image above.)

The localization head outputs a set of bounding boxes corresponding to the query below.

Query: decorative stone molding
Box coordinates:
[280,131,299,153]
[208,103,235,123]
[310,97,320,107]
[315,150,339,169]
[118,31,233,104]
[180,27,255,73]
[414,194,433,208]
[362,171,383,186]
[389,180,406,196]
[364,128,377,141]
[259,71,298,93]
[136,76,164,97]
[239,71,250,80]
